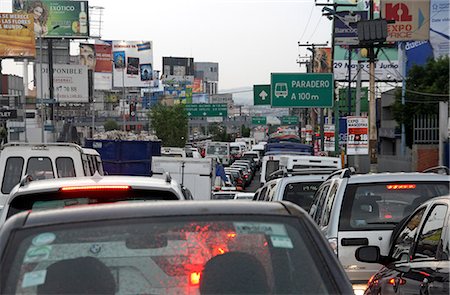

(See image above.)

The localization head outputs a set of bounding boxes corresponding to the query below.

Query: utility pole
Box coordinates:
[298,42,328,153]
[368,0,377,171]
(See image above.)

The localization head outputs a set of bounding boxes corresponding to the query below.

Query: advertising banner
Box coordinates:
[313,47,332,73]
[193,78,203,93]
[94,42,112,73]
[334,0,400,82]
[334,11,368,45]
[381,0,430,41]
[347,116,369,155]
[430,0,450,58]
[339,117,348,146]
[14,1,89,38]
[36,64,89,102]
[0,13,35,58]
[324,124,335,152]
[192,93,209,104]
[112,41,153,88]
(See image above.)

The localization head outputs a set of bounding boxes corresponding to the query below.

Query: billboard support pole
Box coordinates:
[400,42,406,156]
[47,39,55,142]
[122,67,126,132]
[368,0,378,172]
[39,36,45,143]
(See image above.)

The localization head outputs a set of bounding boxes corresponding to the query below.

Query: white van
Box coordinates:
[0,142,104,205]
[161,147,187,158]
[235,137,255,150]
[205,142,231,166]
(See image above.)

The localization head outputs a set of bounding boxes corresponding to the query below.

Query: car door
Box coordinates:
[398,203,449,295]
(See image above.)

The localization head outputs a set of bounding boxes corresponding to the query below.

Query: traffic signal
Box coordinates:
[357,19,388,44]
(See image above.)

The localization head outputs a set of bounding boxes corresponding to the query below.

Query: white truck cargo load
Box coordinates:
[152,157,215,200]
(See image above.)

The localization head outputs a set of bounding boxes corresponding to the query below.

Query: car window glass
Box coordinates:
[56,157,76,178]
[415,204,448,259]
[3,216,339,294]
[26,157,54,181]
[340,182,449,231]
[310,183,330,225]
[322,182,339,226]
[283,181,321,211]
[258,186,268,201]
[391,207,426,261]
[1,157,24,194]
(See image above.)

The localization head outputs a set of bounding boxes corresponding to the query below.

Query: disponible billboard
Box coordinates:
[14,0,89,38]
[36,64,89,102]
[0,13,35,58]
[112,41,153,88]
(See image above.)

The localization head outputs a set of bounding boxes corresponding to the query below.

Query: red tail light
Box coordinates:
[60,185,131,192]
[386,184,416,190]
[190,272,201,286]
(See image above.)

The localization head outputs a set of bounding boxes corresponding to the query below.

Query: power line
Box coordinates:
[307,16,323,41]
[298,2,315,42]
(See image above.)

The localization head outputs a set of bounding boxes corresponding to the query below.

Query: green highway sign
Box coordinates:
[185,104,228,117]
[271,73,334,108]
[281,116,299,125]
[253,84,271,105]
[252,116,267,125]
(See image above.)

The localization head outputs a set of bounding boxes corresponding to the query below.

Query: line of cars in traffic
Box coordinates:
[0,139,448,294]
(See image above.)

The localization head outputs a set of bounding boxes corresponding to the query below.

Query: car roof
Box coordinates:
[10,201,303,228]
[8,175,183,202]
[347,172,450,184]
[279,174,329,183]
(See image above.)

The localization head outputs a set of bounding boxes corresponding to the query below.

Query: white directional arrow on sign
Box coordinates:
[187,112,191,116]
[259,90,268,101]
[219,112,223,116]
[203,112,207,116]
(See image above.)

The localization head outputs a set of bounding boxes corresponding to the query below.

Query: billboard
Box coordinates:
[334,11,368,45]
[0,13,35,58]
[347,116,369,155]
[14,1,90,38]
[381,0,430,41]
[36,64,89,102]
[162,57,195,85]
[430,0,450,58]
[334,0,400,82]
[193,78,203,93]
[79,42,113,90]
[313,47,332,73]
[112,41,153,88]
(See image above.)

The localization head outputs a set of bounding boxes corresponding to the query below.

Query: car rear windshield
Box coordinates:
[2,215,341,294]
[283,182,322,211]
[7,190,179,220]
[339,181,449,231]
[212,193,236,199]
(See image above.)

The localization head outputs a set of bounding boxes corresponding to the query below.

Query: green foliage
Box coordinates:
[149,104,188,147]
[240,125,251,137]
[392,56,449,147]
[209,123,231,142]
[104,119,119,131]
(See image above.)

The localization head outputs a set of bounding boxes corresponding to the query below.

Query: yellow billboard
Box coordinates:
[0,13,35,58]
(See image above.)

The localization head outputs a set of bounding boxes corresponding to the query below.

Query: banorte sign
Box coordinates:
[382,0,430,41]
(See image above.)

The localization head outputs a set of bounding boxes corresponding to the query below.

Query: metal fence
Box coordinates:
[414,114,439,144]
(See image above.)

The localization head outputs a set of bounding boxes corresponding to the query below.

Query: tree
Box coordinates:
[104,119,119,131]
[149,103,188,147]
[392,56,449,147]
[209,123,231,142]
[240,125,251,137]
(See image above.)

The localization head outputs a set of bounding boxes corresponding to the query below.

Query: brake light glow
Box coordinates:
[386,184,416,190]
[388,278,395,285]
[367,274,375,285]
[60,185,131,192]
[190,272,201,285]
[384,214,393,219]
[227,233,237,238]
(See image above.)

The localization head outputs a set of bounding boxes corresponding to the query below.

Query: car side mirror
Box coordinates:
[355,246,381,263]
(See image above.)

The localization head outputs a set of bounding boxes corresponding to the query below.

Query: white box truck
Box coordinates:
[152,157,215,200]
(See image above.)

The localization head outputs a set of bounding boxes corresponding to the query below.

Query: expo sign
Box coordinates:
[381,0,430,41]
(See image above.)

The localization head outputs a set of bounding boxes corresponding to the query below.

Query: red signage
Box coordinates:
[95,44,113,73]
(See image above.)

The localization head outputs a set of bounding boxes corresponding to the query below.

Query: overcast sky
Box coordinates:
[2,0,332,90]
[92,0,332,90]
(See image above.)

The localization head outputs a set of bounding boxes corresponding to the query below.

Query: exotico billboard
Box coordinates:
[14,0,89,38]
[112,41,154,88]
[0,13,35,58]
